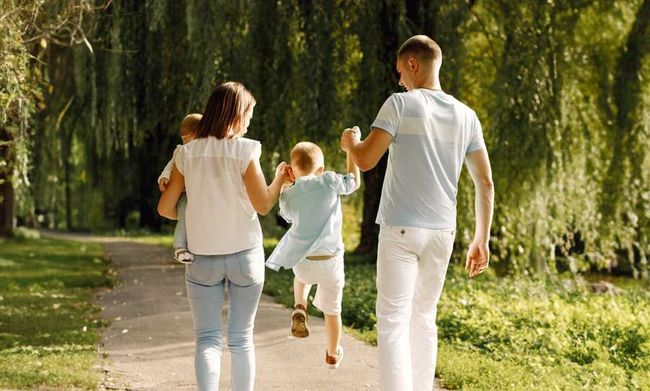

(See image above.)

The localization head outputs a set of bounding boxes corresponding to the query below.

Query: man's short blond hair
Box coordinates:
[398,35,442,65]
[291,142,324,173]
[181,113,202,136]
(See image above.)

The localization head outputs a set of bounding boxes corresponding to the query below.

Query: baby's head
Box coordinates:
[180,113,202,144]
[290,142,324,179]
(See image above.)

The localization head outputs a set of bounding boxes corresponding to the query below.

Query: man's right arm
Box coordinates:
[465,148,495,277]
[342,94,400,172]
[342,128,392,172]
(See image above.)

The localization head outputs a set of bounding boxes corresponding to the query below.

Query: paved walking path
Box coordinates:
[42,231,444,390]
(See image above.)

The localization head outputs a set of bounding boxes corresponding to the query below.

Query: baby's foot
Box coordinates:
[175,248,194,264]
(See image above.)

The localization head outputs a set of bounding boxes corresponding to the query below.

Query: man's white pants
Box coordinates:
[376,226,455,391]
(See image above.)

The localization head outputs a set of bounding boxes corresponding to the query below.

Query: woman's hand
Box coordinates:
[275,162,293,185]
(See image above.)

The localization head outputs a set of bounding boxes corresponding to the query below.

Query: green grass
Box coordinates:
[0,237,114,390]
[263,252,650,390]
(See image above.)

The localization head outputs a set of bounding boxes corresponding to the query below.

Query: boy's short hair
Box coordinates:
[181,113,202,135]
[291,142,324,173]
[398,35,442,65]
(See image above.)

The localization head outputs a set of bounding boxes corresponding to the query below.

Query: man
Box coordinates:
[341,35,494,391]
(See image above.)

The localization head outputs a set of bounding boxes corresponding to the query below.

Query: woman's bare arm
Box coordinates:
[243,159,288,216]
[157,165,184,219]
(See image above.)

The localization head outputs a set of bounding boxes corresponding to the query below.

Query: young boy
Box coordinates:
[158,113,201,264]
[265,129,361,369]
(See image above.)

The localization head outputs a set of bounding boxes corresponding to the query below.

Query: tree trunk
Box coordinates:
[356,153,388,253]
[354,1,403,254]
[61,120,74,230]
[354,153,388,252]
[63,139,73,230]
[600,0,650,222]
[0,127,14,236]
[137,137,163,230]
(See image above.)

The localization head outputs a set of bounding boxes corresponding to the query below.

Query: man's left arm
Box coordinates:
[464,148,494,277]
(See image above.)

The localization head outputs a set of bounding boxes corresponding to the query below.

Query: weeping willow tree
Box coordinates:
[451,0,650,277]
[19,0,650,279]
[597,0,650,278]
[0,0,93,236]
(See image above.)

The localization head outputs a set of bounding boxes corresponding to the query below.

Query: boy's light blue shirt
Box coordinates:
[265,171,357,271]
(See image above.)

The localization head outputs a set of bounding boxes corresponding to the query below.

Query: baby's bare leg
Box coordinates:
[293,277,311,307]
[324,314,342,356]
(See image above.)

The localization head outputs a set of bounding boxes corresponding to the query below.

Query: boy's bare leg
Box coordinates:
[293,277,311,307]
[324,314,342,356]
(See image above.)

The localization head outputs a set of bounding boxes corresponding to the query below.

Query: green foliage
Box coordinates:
[0,1,38,205]
[264,254,650,390]
[0,237,114,389]
[452,0,650,277]
[8,0,650,278]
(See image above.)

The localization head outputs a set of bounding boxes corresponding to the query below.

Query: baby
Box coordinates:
[266,129,361,369]
[158,113,201,263]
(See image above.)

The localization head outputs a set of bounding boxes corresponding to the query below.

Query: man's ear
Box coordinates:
[408,57,418,74]
[317,166,325,175]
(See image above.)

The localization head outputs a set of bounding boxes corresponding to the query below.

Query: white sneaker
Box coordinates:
[326,346,344,369]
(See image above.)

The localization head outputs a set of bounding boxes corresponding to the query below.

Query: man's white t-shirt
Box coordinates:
[175,136,263,255]
[371,89,486,229]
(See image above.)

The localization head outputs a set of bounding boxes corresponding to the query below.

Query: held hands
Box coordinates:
[341,126,361,152]
[158,178,170,192]
[274,161,294,186]
[465,240,490,278]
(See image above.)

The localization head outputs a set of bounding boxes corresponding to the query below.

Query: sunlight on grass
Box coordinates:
[0,238,113,390]
[264,253,650,390]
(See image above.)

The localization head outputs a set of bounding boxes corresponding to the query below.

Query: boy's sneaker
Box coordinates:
[175,248,194,264]
[291,304,309,338]
[326,346,344,369]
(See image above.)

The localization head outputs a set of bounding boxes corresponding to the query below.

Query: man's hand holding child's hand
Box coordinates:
[158,178,170,192]
[341,126,361,152]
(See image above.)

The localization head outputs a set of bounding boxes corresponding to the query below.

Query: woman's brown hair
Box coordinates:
[196,82,256,139]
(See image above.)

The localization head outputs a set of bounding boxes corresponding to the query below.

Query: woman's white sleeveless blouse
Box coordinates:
[175,136,263,255]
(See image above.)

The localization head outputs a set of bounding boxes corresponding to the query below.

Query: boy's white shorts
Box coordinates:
[292,253,345,316]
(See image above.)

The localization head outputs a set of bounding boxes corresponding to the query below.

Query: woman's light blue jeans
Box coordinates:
[185,246,264,391]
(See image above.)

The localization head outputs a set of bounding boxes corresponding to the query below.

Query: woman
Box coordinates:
[158,82,290,390]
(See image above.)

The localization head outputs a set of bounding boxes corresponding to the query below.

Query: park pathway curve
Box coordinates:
[43,231,444,390]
